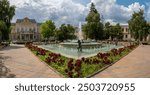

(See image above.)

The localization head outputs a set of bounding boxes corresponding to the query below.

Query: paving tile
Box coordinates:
[0,44,62,78]
[93,45,150,78]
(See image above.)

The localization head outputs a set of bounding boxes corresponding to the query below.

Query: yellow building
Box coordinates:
[10,17,41,42]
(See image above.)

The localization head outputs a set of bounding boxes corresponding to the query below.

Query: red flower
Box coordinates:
[81,57,85,62]
[111,48,118,56]
[75,59,82,68]
[102,56,111,64]
[67,62,74,71]
[68,71,73,78]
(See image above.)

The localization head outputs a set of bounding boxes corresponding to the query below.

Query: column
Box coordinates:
[33,34,34,41]
[25,34,26,41]
[29,34,30,41]
[20,33,22,41]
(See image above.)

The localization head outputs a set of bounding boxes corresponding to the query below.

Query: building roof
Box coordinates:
[16,17,36,23]
[11,23,16,26]
[120,24,128,27]
[37,23,42,26]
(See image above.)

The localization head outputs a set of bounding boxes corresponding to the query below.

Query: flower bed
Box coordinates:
[25,43,138,78]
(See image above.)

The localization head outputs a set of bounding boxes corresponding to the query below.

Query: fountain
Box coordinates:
[78,22,83,40]
[60,22,102,49]
[39,22,123,59]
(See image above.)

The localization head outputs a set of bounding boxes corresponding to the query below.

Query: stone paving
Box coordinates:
[0,44,62,78]
[93,45,150,78]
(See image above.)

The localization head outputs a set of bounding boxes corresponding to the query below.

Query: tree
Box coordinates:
[0,0,15,40]
[82,24,89,39]
[84,3,103,40]
[40,20,56,40]
[54,28,64,41]
[0,21,7,42]
[103,22,111,39]
[128,9,149,41]
[55,24,76,41]
[142,23,150,41]
[104,22,122,40]
[113,23,122,40]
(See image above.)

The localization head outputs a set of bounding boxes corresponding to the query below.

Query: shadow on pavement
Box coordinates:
[0,45,24,51]
[0,56,16,78]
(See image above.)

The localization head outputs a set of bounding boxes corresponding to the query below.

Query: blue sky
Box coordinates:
[9,0,150,26]
[74,0,91,5]
[117,0,147,7]
[75,0,147,7]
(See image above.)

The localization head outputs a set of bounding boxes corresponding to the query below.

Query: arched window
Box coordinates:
[27,27,29,32]
[25,27,27,32]
[29,27,32,32]
[21,27,23,32]
[33,27,36,32]
[17,28,19,32]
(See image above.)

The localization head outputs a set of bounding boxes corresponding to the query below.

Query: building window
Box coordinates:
[21,28,23,32]
[17,28,19,32]
[24,27,27,32]
[29,28,32,32]
[30,34,33,40]
[126,35,128,38]
[22,35,24,40]
[126,28,128,32]
[27,27,29,32]
[33,28,36,32]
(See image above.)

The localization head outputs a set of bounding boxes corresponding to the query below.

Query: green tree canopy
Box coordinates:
[54,28,64,41]
[128,9,149,41]
[0,20,7,42]
[0,0,15,40]
[40,20,56,39]
[103,22,111,39]
[104,22,122,40]
[55,24,76,41]
[83,2,103,40]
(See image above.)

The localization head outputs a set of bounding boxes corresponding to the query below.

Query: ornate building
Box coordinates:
[10,17,41,42]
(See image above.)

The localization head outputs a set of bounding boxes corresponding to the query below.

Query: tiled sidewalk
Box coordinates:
[0,44,62,78]
[93,45,150,78]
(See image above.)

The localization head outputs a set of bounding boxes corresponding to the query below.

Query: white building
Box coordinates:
[10,17,41,42]
[121,24,150,43]
[121,24,132,41]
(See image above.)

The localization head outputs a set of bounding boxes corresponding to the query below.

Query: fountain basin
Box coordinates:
[60,42,102,49]
[39,44,123,59]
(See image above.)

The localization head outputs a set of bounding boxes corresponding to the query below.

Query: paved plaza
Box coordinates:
[93,45,150,78]
[0,44,62,78]
[0,44,150,78]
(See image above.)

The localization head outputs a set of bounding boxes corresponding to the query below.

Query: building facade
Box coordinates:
[121,24,150,42]
[121,24,132,41]
[10,17,41,42]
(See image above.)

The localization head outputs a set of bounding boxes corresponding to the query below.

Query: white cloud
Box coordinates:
[145,2,150,21]
[10,0,88,26]
[92,0,145,24]
[9,0,148,26]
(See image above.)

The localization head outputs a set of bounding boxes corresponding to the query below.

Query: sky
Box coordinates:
[117,0,146,6]
[9,0,150,26]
